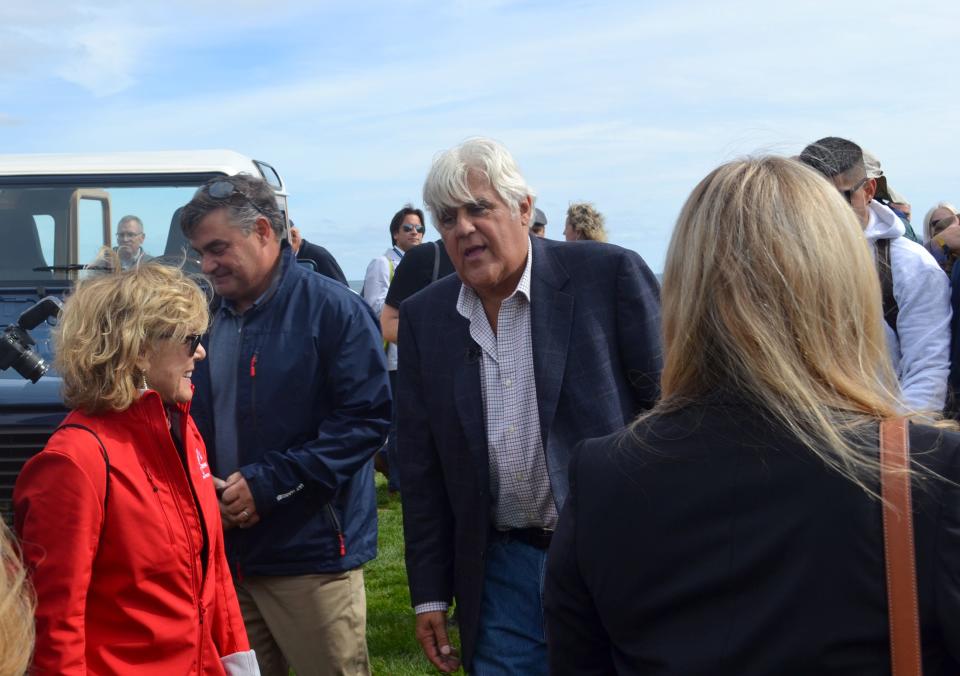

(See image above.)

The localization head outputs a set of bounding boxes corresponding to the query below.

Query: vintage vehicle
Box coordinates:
[0,151,288,523]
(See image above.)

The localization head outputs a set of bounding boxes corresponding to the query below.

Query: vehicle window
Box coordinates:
[33,215,55,265]
[0,183,202,283]
[255,161,283,189]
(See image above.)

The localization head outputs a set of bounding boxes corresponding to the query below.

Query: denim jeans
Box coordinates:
[471,537,548,676]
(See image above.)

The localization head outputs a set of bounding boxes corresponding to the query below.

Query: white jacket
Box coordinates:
[865,201,952,412]
[362,246,404,370]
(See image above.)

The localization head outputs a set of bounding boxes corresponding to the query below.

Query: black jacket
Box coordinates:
[544,402,960,675]
[297,238,348,285]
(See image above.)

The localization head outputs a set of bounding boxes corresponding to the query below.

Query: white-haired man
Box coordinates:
[396,137,662,673]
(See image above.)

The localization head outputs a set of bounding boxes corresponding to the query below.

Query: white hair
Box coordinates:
[422,137,535,226]
[923,201,959,242]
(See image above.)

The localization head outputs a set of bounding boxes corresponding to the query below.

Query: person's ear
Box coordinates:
[255,216,274,242]
[136,348,152,380]
[863,178,878,203]
[518,196,533,227]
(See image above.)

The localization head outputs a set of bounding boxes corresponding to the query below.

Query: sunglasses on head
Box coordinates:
[841,176,870,203]
[204,179,269,219]
[401,223,426,234]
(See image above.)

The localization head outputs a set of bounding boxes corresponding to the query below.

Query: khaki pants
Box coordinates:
[235,569,370,676]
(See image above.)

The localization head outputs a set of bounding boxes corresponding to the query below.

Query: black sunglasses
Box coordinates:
[841,176,869,203]
[205,179,269,218]
[401,223,426,234]
[185,334,202,355]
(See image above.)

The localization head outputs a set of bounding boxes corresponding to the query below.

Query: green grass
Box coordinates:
[366,476,462,675]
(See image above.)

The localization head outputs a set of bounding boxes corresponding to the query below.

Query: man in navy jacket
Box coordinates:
[396,138,662,674]
[182,175,391,676]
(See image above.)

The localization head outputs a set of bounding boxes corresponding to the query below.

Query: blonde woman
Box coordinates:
[0,519,33,676]
[563,202,608,242]
[14,263,258,675]
[544,157,960,674]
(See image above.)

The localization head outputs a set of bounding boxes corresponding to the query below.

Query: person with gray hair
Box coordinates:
[114,214,152,270]
[396,137,662,673]
[180,174,392,676]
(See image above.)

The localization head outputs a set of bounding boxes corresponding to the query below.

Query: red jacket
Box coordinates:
[14,391,250,675]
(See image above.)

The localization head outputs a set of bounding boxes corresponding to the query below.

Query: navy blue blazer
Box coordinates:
[396,235,662,669]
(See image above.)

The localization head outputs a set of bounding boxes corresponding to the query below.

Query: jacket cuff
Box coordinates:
[239,465,277,519]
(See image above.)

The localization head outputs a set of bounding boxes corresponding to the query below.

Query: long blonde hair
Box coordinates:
[648,155,902,493]
[55,262,209,414]
[0,520,34,675]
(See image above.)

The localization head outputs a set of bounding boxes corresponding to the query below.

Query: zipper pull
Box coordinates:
[198,604,206,624]
[338,532,346,557]
[250,353,258,378]
[143,466,159,492]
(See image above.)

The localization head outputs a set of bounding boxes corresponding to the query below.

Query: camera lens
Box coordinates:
[12,350,48,384]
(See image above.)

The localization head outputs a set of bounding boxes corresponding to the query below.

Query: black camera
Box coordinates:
[0,296,62,383]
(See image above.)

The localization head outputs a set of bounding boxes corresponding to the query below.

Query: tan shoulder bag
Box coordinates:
[880,417,922,676]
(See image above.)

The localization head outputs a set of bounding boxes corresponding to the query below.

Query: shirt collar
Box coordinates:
[457,236,533,320]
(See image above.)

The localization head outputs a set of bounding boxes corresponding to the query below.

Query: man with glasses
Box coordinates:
[115,215,151,270]
[179,174,391,676]
[800,136,951,413]
[361,204,425,491]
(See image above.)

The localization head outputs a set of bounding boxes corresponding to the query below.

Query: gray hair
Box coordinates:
[423,137,535,227]
[923,201,958,242]
[179,174,284,240]
[117,215,144,233]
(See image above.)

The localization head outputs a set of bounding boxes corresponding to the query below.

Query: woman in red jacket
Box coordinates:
[14,262,257,675]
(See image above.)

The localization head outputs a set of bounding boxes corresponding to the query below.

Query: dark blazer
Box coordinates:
[544,402,960,675]
[396,235,662,669]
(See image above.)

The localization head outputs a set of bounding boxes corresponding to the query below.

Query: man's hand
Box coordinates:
[414,611,460,673]
[217,472,261,529]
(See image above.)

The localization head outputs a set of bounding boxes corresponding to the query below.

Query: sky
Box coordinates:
[1,0,958,280]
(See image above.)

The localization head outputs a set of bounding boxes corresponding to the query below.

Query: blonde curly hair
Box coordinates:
[0,519,34,675]
[54,260,209,414]
[565,202,607,242]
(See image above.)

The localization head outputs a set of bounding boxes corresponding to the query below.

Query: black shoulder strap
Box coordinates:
[431,241,441,283]
[876,238,899,333]
[53,423,110,515]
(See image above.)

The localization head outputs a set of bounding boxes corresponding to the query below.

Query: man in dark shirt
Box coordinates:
[289,223,348,285]
[380,240,455,343]
[376,240,455,490]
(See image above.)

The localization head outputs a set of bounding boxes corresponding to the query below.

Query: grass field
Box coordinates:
[366,477,462,675]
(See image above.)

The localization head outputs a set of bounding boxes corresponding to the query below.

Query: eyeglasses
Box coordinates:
[931,213,960,236]
[117,231,143,240]
[205,179,269,219]
[841,176,869,203]
[401,223,426,234]
[184,334,202,355]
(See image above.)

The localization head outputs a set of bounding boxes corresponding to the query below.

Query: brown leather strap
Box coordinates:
[880,418,922,676]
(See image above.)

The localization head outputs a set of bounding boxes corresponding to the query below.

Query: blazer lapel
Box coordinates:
[530,238,572,448]
[452,320,490,488]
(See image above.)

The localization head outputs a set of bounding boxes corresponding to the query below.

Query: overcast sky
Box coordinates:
[1,1,957,279]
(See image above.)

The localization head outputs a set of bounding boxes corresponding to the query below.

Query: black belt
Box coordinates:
[491,527,554,550]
